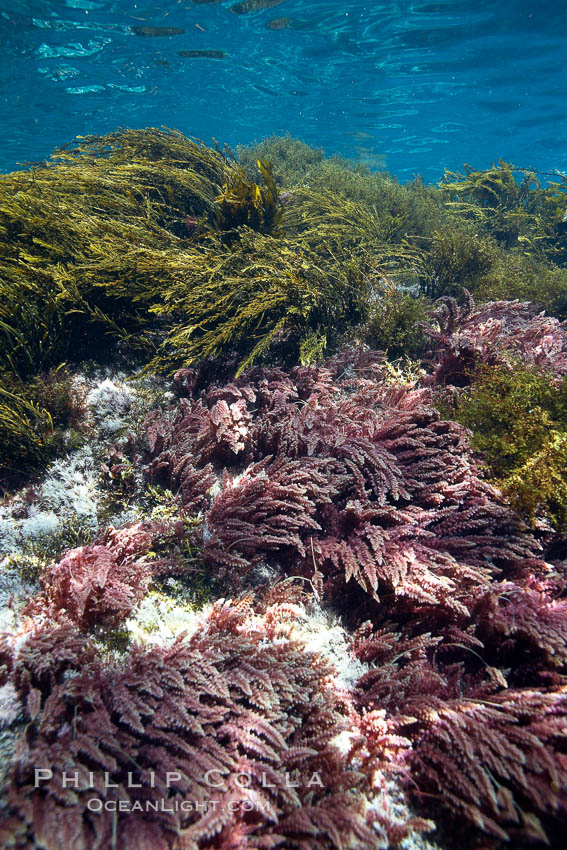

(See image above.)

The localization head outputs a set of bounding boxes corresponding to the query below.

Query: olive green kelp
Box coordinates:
[0,129,408,483]
[0,128,233,483]
[4,131,567,489]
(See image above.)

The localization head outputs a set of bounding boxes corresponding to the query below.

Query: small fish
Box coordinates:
[132,26,185,37]
[265,17,293,30]
[344,130,373,140]
[253,83,278,96]
[265,13,331,32]
[230,0,285,15]
[178,49,226,59]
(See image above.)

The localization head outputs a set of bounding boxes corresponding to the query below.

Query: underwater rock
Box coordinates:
[2,130,567,850]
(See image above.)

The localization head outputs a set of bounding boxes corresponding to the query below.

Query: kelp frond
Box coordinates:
[215,158,281,236]
[440,159,567,261]
[0,382,53,482]
[0,127,239,379]
[148,227,379,374]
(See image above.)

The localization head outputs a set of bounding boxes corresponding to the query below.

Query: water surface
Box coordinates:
[1,0,566,179]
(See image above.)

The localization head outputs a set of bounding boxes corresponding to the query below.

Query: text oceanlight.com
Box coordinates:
[88,799,271,814]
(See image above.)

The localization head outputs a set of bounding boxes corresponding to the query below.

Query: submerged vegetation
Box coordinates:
[2,128,567,492]
[0,366,86,489]
[1,128,567,511]
[448,364,567,530]
[3,129,567,848]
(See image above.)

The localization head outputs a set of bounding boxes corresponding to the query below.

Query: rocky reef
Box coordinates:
[1,130,567,849]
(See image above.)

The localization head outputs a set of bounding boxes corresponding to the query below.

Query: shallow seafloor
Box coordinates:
[0,368,444,850]
[1,13,567,836]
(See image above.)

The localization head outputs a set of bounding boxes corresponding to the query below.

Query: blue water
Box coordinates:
[2,0,567,180]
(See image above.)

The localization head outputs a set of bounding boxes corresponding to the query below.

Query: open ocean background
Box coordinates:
[1,0,567,180]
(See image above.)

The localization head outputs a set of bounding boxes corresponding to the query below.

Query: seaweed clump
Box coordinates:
[441,160,567,260]
[0,367,86,491]
[0,128,234,379]
[0,129,232,486]
[437,161,567,312]
[0,604,384,850]
[0,129,423,481]
[451,364,567,530]
[3,129,567,508]
[422,292,567,531]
